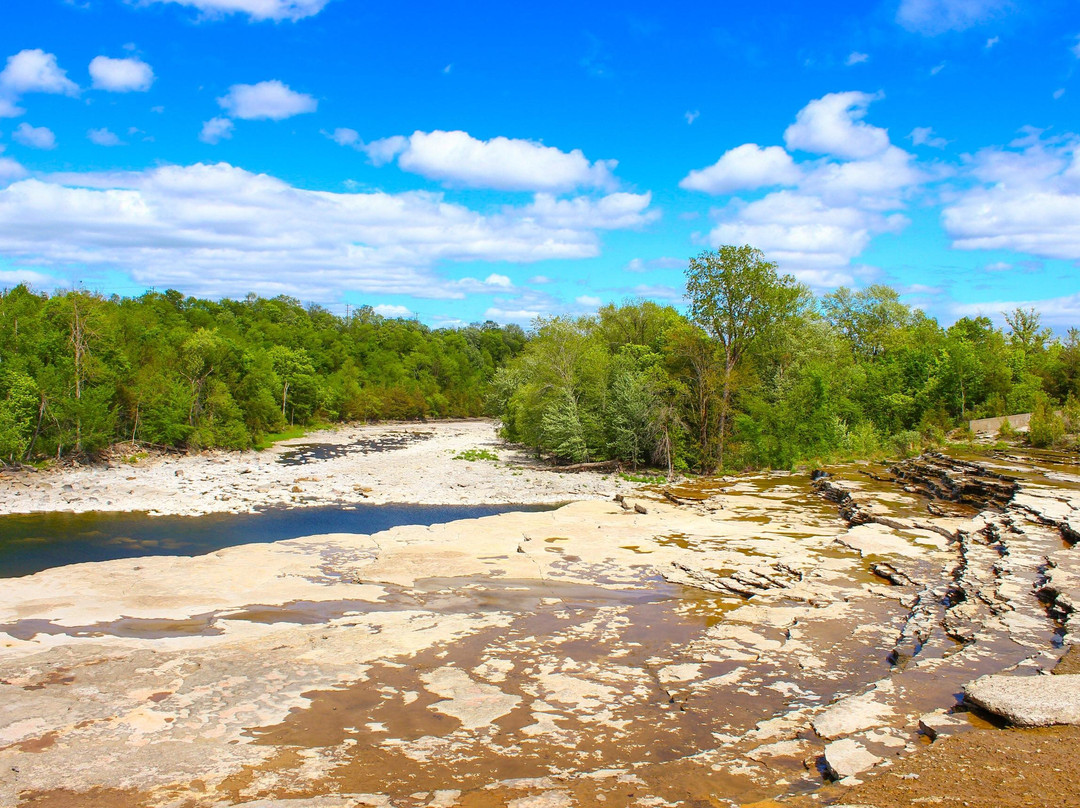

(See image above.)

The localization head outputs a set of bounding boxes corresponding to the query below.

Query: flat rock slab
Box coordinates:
[824,738,883,779]
[964,674,1080,726]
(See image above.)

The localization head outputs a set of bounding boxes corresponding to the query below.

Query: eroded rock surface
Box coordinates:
[1,440,1079,807]
[964,673,1080,726]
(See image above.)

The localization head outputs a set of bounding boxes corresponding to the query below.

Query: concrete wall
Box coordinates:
[969,413,1032,435]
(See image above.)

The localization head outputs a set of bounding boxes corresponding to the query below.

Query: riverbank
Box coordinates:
[0,419,634,517]
[0,442,1078,807]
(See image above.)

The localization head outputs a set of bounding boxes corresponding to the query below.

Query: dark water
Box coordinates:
[0,503,553,579]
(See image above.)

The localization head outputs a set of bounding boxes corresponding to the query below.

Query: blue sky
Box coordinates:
[2,0,1080,328]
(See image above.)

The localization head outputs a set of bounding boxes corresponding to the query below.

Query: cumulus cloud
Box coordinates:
[680,143,801,194]
[372,304,412,318]
[328,127,360,147]
[200,117,235,144]
[88,128,123,146]
[575,295,602,307]
[217,80,316,120]
[784,91,889,160]
[897,0,1010,35]
[13,122,56,149]
[846,51,869,66]
[361,130,619,192]
[0,146,27,185]
[710,190,907,286]
[0,49,78,97]
[0,162,656,300]
[910,126,948,148]
[951,292,1080,329]
[144,0,329,21]
[89,56,155,92]
[943,135,1080,261]
[691,92,923,288]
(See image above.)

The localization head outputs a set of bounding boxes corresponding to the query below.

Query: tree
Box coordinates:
[685,246,809,469]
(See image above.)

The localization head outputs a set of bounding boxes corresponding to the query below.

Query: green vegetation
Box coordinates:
[0,286,525,463]
[620,471,667,484]
[497,247,1080,473]
[453,448,499,462]
[3,244,1078,470]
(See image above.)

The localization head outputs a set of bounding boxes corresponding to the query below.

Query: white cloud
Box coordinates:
[483,307,542,324]
[943,136,1080,261]
[1054,88,1066,100]
[1073,35,1080,59]
[0,268,57,288]
[784,91,889,160]
[575,295,602,307]
[696,92,923,288]
[372,304,412,318]
[951,292,1080,328]
[910,126,948,148]
[846,51,869,66]
[13,122,56,150]
[897,0,1010,35]
[0,162,656,300]
[529,275,552,284]
[200,117,234,144]
[624,256,683,273]
[217,80,316,120]
[363,130,619,192]
[362,135,407,166]
[144,0,329,21]
[0,97,25,118]
[519,192,658,230]
[89,56,155,93]
[709,190,907,286]
[328,127,360,147]
[986,35,1000,48]
[0,151,27,185]
[680,143,801,194]
[88,128,123,146]
[685,110,700,125]
[930,62,946,75]
[0,49,78,96]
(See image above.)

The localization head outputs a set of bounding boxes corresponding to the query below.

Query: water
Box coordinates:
[0,503,552,579]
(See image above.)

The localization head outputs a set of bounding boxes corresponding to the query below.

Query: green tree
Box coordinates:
[685,245,809,469]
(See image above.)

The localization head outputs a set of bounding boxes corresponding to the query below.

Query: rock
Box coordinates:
[964,673,1080,726]
[823,738,883,780]
[813,687,896,739]
[917,709,970,740]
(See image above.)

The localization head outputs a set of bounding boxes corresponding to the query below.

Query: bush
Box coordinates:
[1028,396,1065,449]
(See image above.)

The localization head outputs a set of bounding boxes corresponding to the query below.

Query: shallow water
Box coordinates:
[0,503,553,579]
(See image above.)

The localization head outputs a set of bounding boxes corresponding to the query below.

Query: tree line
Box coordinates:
[496,246,1080,472]
[3,247,1078,471]
[0,286,525,462]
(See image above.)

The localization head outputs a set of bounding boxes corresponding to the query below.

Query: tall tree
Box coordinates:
[685,245,809,469]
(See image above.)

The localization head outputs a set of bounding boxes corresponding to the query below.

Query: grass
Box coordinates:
[453,448,499,462]
[620,471,668,484]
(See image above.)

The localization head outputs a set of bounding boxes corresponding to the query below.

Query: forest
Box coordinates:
[1,245,1078,471]
[0,286,525,460]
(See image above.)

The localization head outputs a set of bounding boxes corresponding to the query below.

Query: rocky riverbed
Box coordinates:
[0,426,1078,808]
[0,420,631,516]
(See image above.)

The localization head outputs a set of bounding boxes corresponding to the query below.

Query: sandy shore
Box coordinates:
[0,419,636,517]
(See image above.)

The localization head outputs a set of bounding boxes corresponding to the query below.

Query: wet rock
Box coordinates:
[823,738,883,779]
[890,453,1017,511]
[917,709,970,741]
[964,673,1080,726]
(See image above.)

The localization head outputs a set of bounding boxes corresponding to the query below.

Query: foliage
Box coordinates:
[496,247,1079,473]
[1028,395,1066,448]
[453,448,498,461]
[0,286,526,462]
